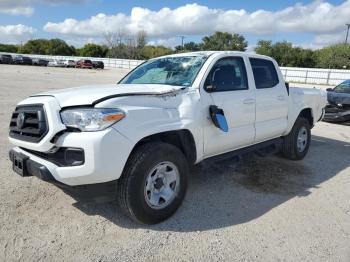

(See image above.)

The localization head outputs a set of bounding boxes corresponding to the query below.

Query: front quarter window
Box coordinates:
[120,55,208,87]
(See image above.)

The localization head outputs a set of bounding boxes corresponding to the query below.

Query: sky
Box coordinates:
[0,0,349,50]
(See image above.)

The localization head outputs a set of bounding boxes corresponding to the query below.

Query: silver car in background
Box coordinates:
[47,59,65,67]
[64,60,76,68]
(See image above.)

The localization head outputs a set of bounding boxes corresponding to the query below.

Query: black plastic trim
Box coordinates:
[9,104,49,143]
[21,147,85,167]
[9,149,55,182]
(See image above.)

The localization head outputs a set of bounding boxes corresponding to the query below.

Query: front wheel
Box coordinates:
[117,142,188,224]
[281,117,311,160]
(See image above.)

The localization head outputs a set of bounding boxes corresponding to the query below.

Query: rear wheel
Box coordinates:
[282,117,311,160]
[117,142,188,224]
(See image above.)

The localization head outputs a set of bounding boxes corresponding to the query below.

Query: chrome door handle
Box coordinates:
[243,98,255,104]
[277,95,286,101]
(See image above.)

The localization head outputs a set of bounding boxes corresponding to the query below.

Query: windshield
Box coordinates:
[120,55,208,87]
[334,80,350,93]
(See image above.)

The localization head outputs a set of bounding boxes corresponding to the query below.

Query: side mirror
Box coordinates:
[326,88,334,92]
[209,105,228,132]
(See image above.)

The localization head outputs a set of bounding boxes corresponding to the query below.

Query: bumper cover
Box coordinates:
[324,106,350,122]
[9,128,133,186]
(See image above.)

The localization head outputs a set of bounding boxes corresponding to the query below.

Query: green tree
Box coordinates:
[46,39,75,56]
[315,44,350,69]
[78,43,107,57]
[201,32,247,51]
[136,30,147,49]
[21,39,49,54]
[292,48,316,68]
[20,38,76,56]
[141,45,173,59]
[271,41,296,66]
[175,42,201,53]
[107,43,130,59]
[135,30,147,59]
[255,40,316,67]
[0,44,19,53]
[255,40,273,57]
[184,42,201,51]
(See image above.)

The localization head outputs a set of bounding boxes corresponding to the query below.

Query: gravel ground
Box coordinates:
[0,65,349,262]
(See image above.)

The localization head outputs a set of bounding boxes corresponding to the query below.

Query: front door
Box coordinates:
[202,56,256,157]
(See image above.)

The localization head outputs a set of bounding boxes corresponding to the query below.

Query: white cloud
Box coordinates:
[0,24,37,43]
[313,32,347,46]
[0,0,87,16]
[147,37,179,48]
[65,37,102,48]
[43,0,350,48]
[245,45,257,53]
[0,6,34,16]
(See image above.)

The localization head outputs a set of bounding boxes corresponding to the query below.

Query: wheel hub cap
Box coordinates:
[144,161,180,210]
[297,126,308,153]
[154,177,165,190]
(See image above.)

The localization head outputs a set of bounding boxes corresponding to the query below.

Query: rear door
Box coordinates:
[202,56,256,157]
[249,58,288,142]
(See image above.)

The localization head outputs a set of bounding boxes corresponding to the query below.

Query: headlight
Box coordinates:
[60,108,125,131]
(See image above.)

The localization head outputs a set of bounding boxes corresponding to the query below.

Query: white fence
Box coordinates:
[280,67,350,86]
[2,52,350,85]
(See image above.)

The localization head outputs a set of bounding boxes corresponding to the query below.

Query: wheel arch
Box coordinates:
[284,107,314,136]
[128,129,197,165]
[298,108,314,127]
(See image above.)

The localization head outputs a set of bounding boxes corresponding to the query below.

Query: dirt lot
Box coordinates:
[0,65,349,262]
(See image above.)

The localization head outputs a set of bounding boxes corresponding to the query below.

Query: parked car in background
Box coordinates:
[324,80,350,122]
[0,54,13,64]
[64,60,76,68]
[92,61,104,69]
[75,59,93,69]
[13,55,32,65]
[32,58,49,66]
[47,59,65,67]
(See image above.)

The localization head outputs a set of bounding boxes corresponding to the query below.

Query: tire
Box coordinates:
[282,117,311,160]
[117,142,188,224]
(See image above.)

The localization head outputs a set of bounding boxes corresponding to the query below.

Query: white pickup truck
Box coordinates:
[9,51,327,224]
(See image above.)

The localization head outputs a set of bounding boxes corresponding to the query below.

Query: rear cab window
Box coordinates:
[249,58,279,89]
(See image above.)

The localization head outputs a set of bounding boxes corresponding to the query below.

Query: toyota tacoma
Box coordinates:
[8,51,327,224]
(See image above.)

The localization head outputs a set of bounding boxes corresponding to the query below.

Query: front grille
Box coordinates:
[9,104,48,142]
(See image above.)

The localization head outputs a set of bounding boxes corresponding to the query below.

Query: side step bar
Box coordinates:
[204,138,283,165]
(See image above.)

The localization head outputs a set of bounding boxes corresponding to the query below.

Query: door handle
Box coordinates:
[243,98,255,105]
[277,95,286,101]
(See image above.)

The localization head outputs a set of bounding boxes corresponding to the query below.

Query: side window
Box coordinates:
[205,57,248,92]
[250,58,279,89]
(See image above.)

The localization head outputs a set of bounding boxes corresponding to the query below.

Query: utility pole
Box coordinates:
[179,35,185,47]
[345,24,350,44]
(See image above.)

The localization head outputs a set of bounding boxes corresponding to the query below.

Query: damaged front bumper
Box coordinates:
[323,104,350,122]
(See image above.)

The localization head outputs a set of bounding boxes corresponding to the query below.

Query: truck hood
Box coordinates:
[32,84,184,108]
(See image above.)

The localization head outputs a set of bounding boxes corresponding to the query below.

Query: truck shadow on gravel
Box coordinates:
[61,135,350,232]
